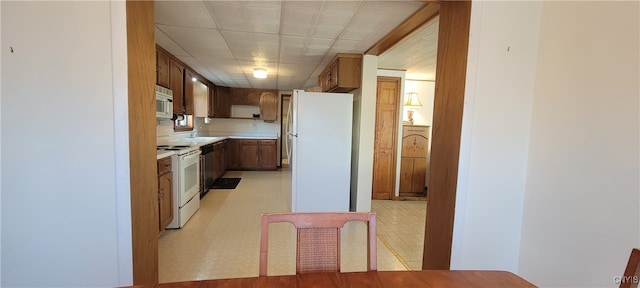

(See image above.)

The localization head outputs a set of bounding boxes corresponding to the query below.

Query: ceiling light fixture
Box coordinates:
[253,68,267,79]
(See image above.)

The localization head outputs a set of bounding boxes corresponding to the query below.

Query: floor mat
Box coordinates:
[210,178,241,189]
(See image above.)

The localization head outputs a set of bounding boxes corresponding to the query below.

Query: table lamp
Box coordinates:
[404,92,422,124]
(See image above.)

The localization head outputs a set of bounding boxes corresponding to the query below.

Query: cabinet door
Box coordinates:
[410,158,427,193]
[399,158,414,193]
[258,140,277,169]
[259,91,278,121]
[158,172,173,232]
[240,140,259,169]
[226,139,240,170]
[215,86,231,118]
[221,141,228,174]
[208,83,216,118]
[156,47,170,88]
[183,69,196,115]
[169,58,185,114]
[230,88,260,105]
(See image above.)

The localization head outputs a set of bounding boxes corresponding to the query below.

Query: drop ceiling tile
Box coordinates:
[340,1,422,42]
[155,27,189,56]
[205,1,251,32]
[278,63,317,78]
[222,31,279,62]
[329,39,364,54]
[155,1,216,28]
[157,24,235,60]
[281,1,322,36]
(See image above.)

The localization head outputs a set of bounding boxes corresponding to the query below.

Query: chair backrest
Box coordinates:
[621,248,640,288]
[259,212,377,276]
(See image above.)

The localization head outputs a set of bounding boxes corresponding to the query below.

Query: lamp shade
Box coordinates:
[404,92,422,107]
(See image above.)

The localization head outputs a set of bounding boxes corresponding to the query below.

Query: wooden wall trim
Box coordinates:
[422,0,471,270]
[127,0,158,284]
[365,3,440,56]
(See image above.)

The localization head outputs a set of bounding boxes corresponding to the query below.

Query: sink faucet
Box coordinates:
[190,130,198,138]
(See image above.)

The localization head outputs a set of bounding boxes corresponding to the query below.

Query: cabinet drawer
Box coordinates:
[157,157,172,175]
[240,139,258,145]
[258,139,276,146]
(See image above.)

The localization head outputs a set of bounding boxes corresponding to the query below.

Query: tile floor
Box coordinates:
[158,169,426,283]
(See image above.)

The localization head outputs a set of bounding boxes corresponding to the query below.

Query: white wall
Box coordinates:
[352,55,378,212]
[518,2,639,287]
[452,0,541,272]
[1,2,131,286]
[454,1,640,287]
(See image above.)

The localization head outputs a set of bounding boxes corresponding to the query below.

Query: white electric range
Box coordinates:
[157,144,201,229]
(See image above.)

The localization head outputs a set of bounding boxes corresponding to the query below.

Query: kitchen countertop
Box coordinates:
[157,150,174,160]
[156,135,278,159]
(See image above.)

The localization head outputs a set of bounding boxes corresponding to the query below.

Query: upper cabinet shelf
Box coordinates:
[318,53,362,93]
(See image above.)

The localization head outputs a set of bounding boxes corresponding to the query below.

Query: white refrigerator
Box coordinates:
[286,90,353,212]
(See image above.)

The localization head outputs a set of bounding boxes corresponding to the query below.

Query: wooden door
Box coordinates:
[372,77,401,199]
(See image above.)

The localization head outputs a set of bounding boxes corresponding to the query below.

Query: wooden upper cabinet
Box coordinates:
[318,53,362,93]
[230,88,261,105]
[192,79,208,118]
[169,57,185,114]
[214,86,231,118]
[156,47,170,88]
[259,90,278,121]
[207,82,216,118]
[183,69,196,115]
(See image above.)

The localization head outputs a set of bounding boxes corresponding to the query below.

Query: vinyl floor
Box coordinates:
[159,169,426,283]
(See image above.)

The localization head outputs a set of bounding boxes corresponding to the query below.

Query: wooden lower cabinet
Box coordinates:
[258,140,277,169]
[398,125,430,196]
[228,139,277,170]
[157,156,173,233]
[226,139,240,170]
[212,140,227,179]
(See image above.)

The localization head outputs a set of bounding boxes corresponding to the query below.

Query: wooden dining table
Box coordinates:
[132,270,537,287]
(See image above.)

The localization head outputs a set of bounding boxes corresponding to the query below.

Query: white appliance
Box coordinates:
[286,90,353,212]
[159,145,201,229]
[156,85,173,119]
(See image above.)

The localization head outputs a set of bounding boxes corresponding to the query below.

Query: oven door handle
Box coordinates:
[181,150,201,161]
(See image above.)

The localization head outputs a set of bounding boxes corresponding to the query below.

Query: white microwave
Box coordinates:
[156,85,173,119]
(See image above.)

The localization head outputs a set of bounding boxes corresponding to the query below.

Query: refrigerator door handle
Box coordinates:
[285,100,294,161]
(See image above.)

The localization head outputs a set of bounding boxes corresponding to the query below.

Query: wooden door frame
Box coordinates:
[366,1,471,269]
[422,1,472,269]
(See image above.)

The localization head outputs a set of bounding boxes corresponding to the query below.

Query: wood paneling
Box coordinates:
[422,0,471,270]
[372,77,401,200]
[126,0,158,284]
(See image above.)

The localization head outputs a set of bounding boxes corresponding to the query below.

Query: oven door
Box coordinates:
[179,149,201,207]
